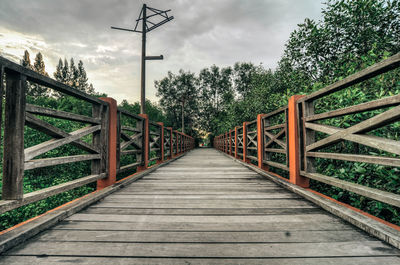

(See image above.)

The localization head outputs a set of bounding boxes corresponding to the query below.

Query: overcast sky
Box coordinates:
[0,0,323,103]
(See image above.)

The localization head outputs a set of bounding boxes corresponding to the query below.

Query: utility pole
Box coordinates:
[181,99,185,134]
[111,4,173,114]
[141,4,146,115]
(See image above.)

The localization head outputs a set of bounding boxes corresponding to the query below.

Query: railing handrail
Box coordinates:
[215,52,400,224]
[0,55,195,217]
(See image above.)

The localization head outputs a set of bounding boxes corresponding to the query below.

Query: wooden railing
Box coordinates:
[0,56,194,215]
[215,52,400,220]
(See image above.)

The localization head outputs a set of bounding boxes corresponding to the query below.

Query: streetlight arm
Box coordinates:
[145,55,164,60]
[110,26,141,33]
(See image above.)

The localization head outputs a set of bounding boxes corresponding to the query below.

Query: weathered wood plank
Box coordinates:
[25,113,99,154]
[307,152,400,167]
[2,72,26,200]
[0,174,105,214]
[7,241,398,257]
[120,149,141,156]
[121,125,141,133]
[24,154,100,170]
[2,256,400,265]
[2,148,399,263]
[36,229,372,243]
[306,105,400,152]
[66,212,331,222]
[262,160,289,171]
[84,207,319,215]
[305,122,400,155]
[264,129,286,149]
[306,94,400,122]
[117,161,141,174]
[55,219,352,231]
[301,171,400,208]
[24,125,101,161]
[298,52,400,102]
[26,104,100,124]
[120,131,142,150]
[0,56,106,105]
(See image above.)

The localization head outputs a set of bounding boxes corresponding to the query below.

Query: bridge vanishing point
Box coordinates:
[0,53,400,264]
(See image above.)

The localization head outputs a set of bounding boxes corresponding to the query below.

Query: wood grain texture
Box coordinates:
[1,148,399,264]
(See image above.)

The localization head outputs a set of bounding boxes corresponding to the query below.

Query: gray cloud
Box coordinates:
[0,0,323,103]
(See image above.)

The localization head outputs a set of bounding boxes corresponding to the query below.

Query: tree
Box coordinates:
[20,51,50,97]
[198,65,233,134]
[54,59,66,84]
[232,62,257,98]
[53,57,96,95]
[21,50,32,70]
[78,60,94,94]
[155,70,199,135]
[119,99,168,126]
[278,0,400,95]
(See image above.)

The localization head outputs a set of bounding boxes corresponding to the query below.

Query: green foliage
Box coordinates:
[155,70,199,136]
[54,57,95,95]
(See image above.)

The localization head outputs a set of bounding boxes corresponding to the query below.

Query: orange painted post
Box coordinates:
[157,122,164,163]
[257,114,268,170]
[288,95,309,187]
[228,130,232,156]
[97,97,117,190]
[137,114,149,172]
[242,122,249,163]
[175,131,179,155]
[234,126,238,158]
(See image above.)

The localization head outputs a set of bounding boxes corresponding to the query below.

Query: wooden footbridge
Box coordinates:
[0,54,400,264]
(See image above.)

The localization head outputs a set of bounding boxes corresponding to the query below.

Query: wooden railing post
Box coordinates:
[288,95,309,187]
[92,103,108,183]
[137,114,149,171]
[228,130,232,156]
[168,127,173,158]
[157,122,164,163]
[97,97,117,190]
[257,114,268,170]
[175,130,179,155]
[243,122,249,163]
[234,127,238,158]
[2,72,26,200]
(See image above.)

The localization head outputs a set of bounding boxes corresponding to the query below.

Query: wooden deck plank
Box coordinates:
[35,229,375,243]
[103,194,300,199]
[86,200,316,208]
[1,148,399,264]
[82,207,323,215]
[2,256,400,265]
[7,241,398,257]
[52,220,356,231]
[66,213,333,222]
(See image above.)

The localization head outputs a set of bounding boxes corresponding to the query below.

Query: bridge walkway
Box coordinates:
[0,148,399,264]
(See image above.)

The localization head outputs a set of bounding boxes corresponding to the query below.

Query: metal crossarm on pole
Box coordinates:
[111,4,174,114]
